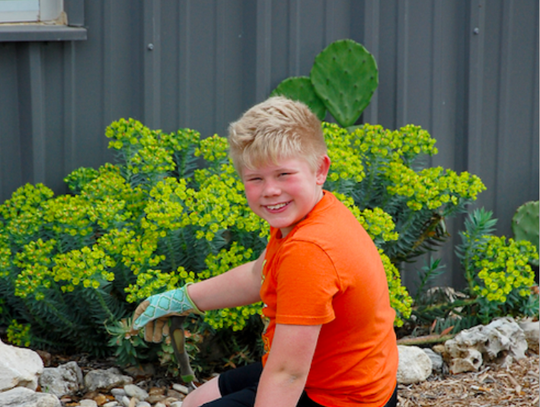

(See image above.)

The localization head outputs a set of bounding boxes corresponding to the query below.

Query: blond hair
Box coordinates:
[228,96,327,174]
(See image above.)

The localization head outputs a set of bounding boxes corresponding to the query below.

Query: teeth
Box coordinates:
[267,203,287,210]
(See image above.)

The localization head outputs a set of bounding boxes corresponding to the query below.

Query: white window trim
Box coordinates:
[0,0,64,24]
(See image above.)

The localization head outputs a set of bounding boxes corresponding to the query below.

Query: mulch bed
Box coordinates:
[397,352,539,407]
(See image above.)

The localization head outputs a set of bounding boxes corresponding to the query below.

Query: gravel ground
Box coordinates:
[44,349,539,406]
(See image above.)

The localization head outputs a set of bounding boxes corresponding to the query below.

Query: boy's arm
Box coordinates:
[188,249,265,310]
[132,250,265,342]
[255,323,322,407]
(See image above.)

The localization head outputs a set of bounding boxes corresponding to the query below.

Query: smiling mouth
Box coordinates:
[265,202,290,211]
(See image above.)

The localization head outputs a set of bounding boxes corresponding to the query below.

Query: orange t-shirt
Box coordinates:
[260,191,398,407]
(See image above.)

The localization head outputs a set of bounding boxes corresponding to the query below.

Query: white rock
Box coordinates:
[172,383,189,394]
[124,384,149,401]
[422,348,444,372]
[154,403,167,407]
[0,387,60,407]
[111,387,127,398]
[518,318,539,353]
[135,402,151,407]
[397,345,432,384]
[84,368,133,392]
[445,317,528,374]
[80,400,98,407]
[170,402,183,407]
[121,395,131,407]
[103,402,120,407]
[39,361,83,397]
[0,339,44,392]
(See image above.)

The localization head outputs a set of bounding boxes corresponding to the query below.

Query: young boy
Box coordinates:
[131,96,398,407]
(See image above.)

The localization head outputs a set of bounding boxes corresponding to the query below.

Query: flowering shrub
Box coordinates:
[1,117,520,370]
[457,208,538,324]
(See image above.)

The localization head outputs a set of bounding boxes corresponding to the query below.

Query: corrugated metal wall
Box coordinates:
[0,0,538,290]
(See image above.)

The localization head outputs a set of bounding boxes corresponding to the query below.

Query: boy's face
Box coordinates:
[242,155,330,237]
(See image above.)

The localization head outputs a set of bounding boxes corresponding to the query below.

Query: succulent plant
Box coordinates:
[512,201,539,266]
[270,76,327,121]
[310,39,378,127]
[270,39,378,128]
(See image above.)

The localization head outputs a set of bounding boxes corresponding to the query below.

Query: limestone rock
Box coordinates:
[84,368,133,392]
[397,345,432,384]
[124,384,149,401]
[0,339,44,392]
[445,317,528,374]
[39,361,84,397]
[518,318,539,353]
[0,387,60,407]
[422,348,444,372]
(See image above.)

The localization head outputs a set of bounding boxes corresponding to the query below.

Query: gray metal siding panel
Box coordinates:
[0,0,537,292]
[0,43,23,199]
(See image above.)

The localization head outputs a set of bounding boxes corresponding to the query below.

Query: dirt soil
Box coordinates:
[397,352,539,407]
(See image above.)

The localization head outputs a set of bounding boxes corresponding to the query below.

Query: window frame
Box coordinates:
[0,0,86,42]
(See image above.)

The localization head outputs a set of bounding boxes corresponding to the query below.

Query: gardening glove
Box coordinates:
[131,284,204,343]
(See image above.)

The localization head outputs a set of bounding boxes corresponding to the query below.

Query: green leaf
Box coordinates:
[270,76,327,121]
[311,39,378,127]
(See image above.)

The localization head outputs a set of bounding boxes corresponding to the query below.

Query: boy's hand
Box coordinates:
[131,285,203,343]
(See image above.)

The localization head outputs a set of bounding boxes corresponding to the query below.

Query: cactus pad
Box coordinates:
[512,201,539,266]
[270,76,327,121]
[310,39,378,127]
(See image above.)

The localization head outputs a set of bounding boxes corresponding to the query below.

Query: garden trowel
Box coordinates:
[170,316,198,393]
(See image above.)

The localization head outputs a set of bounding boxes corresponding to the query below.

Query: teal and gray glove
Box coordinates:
[131,284,204,343]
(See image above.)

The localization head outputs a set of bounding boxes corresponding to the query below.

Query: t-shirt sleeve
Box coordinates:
[274,240,340,325]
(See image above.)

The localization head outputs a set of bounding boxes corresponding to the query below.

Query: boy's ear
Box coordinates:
[316,155,331,185]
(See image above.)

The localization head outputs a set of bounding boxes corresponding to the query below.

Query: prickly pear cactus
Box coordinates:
[512,201,539,266]
[310,39,378,128]
[270,76,327,121]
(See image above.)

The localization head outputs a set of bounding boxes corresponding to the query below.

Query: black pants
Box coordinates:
[202,362,398,407]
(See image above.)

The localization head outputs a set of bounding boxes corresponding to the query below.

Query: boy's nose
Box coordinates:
[262,180,280,196]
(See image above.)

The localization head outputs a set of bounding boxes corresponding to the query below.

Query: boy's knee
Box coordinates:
[182,376,221,407]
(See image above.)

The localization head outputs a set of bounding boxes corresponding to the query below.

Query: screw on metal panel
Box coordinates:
[473,28,480,35]
[147,43,154,50]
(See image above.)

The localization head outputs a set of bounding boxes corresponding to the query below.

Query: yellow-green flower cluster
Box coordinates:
[89,197,130,230]
[106,118,149,153]
[96,229,136,256]
[128,143,175,176]
[14,239,56,300]
[333,192,398,242]
[125,267,192,303]
[7,320,31,347]
[0,184,53,246]
[144,164,267,243]
[42,195,93,238]
[82,164,146,217]
[64,167,99,193]
[379,250,413,327]
[117,231,161,275]
[195,134,229,163]
[384,163,486,211]
[0,236,11,278]
[323,123,365,183]
[51,245,116,293]
[106,118,176,180]
[470,235,537,303]
[162,128,200,152]
[0,183,53,220]
[201,243,262,331]
[144,178,192,231]
[350,123,438,162]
